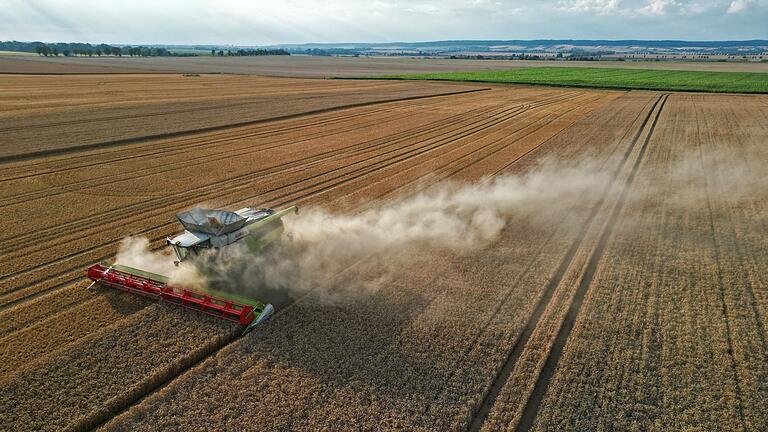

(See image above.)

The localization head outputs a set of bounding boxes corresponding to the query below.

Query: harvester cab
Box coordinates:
[86,205,298,335]
[167,205,298,265]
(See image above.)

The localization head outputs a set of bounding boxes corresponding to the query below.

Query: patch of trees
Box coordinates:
[296,48,361,56]
[209,48,290,56]
[121,46,172,56]
[567,48,615,59]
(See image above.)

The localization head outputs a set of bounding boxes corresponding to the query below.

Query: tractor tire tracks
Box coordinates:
[466,93,668,432]
[515,93,668,432]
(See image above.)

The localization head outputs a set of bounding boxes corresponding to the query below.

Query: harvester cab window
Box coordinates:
[174,241,213,262]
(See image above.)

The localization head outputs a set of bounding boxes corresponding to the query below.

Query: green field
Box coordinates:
[379,67,768,93]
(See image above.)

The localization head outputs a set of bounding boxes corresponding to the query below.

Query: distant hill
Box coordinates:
[268,39,768,54]
[269,39,768,61]
[273,39,768,50]
[3,39,766,60]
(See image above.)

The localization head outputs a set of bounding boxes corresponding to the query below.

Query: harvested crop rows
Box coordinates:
[1,73,766,431]
[0,74,484,160]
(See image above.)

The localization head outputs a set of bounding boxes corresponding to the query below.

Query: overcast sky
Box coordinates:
[1,0,766,45]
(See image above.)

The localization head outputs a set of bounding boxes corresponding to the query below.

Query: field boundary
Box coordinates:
[0,87,490,163]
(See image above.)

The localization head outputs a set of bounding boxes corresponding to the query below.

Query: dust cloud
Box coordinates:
[114,156,614,303]
[114,237,203,289]
[663,146,768,207]
[113,145,766,305]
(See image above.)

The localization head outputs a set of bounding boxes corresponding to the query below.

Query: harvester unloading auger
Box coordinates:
[87,205,298,335]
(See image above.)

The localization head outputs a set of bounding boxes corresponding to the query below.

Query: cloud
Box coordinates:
[727,0,753,13]
[680,1,719,15]
[0,0,765,44]
[557,0,621,13]
[639,0,681,15]
[404,4,442,14]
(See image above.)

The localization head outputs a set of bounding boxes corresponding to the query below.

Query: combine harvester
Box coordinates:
[87,205,298,334]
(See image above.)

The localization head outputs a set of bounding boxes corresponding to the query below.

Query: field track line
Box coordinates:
[0,100,402,176]
[0,81,432,136]
[695,100,768,355]
[419,225,562,423]
[514,94,668,432]
[0,71,183,76]
[694,101,749,430]
[0,83,478,175]
[489,91,631,177]
[373,90,588,194]
[0,290,101,337]
[466,93,667,432]
[0,87,490,164]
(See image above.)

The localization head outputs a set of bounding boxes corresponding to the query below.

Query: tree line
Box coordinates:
[0,40,178,57]
[1,40,291,57]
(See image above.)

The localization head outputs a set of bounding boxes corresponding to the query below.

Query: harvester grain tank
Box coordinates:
[87,205,298,334]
